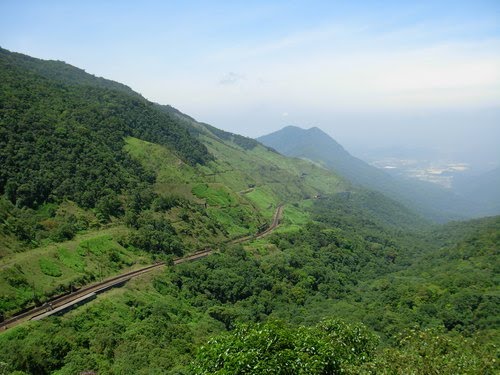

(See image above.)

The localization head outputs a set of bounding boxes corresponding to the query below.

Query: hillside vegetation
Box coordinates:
[0,48,497,374]
[0,46,348,319]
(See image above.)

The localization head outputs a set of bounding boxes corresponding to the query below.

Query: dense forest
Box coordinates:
[0,195,497,373]
[0,47,498,374]
[0,47,210,210]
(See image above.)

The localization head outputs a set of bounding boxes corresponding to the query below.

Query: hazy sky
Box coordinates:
[1,0,499,165]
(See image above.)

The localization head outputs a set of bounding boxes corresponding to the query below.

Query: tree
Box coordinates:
[191,319,377,374]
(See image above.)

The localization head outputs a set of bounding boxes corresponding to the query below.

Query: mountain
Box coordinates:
[258,126,489,222]
[0,47,140,98]
[0,47,426,317]
[0,47,212,210]
[257,126,382,185]
[0,46,350,313]
[0,48,497,374]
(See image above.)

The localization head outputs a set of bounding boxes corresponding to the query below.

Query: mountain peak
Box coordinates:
[280,125,326,134]
[306,126,329,135]
[257,126,346,156]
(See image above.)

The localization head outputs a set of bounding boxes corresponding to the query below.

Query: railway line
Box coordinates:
[232,204,284,244]
[0,204,283,332]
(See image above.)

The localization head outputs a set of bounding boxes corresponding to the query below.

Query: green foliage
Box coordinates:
[314,190,430,232]
[1,212,498,373]
[49,222,76,242]
[38,258,62,277]
[94,193,123,222]
[0,324,73,374]
[362,328,498,374]
[77,235,117,256]
[0,47,211,212]
[192,184,237,207]
[57,247,85,272]
[352,216,500,340]
[203,123,261,150]
[0,47,497,375]
[127,212,183,256]
[191,319,378,374]
[152,194,188,212]
[3,265,29,288]
[0,228,150,318]
[0,288,219,374]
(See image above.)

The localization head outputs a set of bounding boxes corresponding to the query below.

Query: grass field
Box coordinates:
[0,226,151,317]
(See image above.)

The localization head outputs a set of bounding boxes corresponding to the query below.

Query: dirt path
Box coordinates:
[0,205,284,332]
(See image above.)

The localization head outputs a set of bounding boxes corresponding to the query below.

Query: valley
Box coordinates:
[0,205,284,332]
[258,126,500,221]
[369,157,470,188]
[0,47,498,374]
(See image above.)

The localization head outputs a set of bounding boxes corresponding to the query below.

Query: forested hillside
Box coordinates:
[0,194,497,373]
[0,46,347,318]
[0,47,210,209]
[0,48,498,374]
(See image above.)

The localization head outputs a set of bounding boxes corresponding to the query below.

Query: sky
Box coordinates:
[1,0,499,166]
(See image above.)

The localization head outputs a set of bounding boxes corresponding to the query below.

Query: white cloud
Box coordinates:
[146,19,500,131]
[219,72,245,85]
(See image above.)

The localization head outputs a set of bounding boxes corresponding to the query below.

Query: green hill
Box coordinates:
[257,126,489,222]
[0,46,351,318]
[0,48,497,374]
[0,47,211,209]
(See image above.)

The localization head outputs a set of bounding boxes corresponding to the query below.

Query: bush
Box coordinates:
[39,258,62,277]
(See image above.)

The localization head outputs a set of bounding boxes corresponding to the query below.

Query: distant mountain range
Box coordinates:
[258,126,499,222]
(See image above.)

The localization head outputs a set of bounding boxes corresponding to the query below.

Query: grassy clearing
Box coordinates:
[155,183,202,202]
[0,227,150,318]
[124,137,199,184]
[38,258,62,277]
[273,202,312,235]
[125,133,346,234]
[57,247,85,272]
[192,184,238,207]
[207,205,260,238]
[245,187,279,219]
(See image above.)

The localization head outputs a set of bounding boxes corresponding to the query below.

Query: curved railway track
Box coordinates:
[0,204,284,331]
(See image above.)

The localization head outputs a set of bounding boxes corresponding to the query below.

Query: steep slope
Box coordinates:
[0,47,211,210]
[0,47,352,319]
[258,126,482,222]
[0,47,140,98]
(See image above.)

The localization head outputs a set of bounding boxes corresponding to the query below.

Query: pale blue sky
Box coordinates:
[1,1,499,164]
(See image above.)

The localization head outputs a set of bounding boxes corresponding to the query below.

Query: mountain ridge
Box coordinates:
[257,126,492,222]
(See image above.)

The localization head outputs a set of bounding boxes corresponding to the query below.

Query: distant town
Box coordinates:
[370,158,469,188]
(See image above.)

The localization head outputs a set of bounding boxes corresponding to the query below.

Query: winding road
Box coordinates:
[0,204,284,331]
